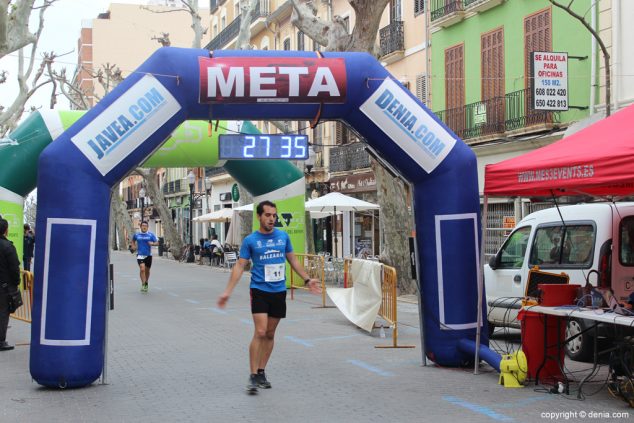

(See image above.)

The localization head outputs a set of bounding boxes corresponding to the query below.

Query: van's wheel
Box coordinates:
[565,319,593,362]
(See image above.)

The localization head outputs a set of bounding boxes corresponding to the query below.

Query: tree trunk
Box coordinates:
[112,194,135,250]
[236,0,258,50]
[292,0,412,289]
[372,160,416,295]
[238,183,253,243]
[137,168,185,260]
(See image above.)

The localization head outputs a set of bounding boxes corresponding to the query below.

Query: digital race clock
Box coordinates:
[218,134,309,160]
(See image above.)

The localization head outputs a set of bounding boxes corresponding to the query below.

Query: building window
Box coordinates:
[414,0,424,16]
[283,37,291,50]
[416,73,427,104]
[297,31,305,51]
[342,16,350,33]
[524,8,551,89]
[212,24,218,38]
[481,27,505,130]
[445,43,465,134]
[335,122,358,145]
[234,0,240,18]
[390,0,402,22]
[221,15,226,30]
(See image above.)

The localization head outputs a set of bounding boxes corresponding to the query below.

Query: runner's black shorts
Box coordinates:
[137,256,153,268]
[250,288,287,318]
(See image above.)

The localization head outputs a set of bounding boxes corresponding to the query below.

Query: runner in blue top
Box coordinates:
[218,200,321,394]
[131,221,158,293]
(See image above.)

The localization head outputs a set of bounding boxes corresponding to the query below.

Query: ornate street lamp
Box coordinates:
[186,170,196,262]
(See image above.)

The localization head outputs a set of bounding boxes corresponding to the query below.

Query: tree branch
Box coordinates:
[289,0,330,49]
[547,0,610,115]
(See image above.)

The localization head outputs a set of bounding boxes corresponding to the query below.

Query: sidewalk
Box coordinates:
[0,251,629,422]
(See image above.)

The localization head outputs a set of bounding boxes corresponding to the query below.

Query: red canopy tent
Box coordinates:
[474,105,634,371]
[484,104,634,197]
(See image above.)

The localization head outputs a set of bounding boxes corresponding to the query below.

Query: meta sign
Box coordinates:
[531,51,568,111]
[199,57,346,103]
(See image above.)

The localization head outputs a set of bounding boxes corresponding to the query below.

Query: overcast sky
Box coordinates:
[0,0,203,111]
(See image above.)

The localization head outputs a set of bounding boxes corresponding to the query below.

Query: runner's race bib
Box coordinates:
[264,263,285,282]
[137,255,147,260]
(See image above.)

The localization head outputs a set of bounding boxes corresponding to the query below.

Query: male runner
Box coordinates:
[131,221,158,293]
[217,200,320,394]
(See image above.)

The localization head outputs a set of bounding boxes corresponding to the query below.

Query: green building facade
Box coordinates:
[430,0,595,144]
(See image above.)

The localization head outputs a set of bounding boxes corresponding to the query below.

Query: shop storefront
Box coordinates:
[328,171,380,257]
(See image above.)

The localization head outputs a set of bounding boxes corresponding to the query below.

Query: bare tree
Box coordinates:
[111,193,135,251]
[0,1,58,135]
[235,0,258,50]
[152,32,171,47]
[547,0,611,116]
[134,168,185,260]
[23,194,37,227]
[0,0,56,60]
[290,1,415,293]
[142,0,207,48]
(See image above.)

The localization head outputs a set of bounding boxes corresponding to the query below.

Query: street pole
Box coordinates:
[187,182,195,262]
[139,186,146,225]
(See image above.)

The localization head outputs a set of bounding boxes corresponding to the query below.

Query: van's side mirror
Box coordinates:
[488,254,498,270]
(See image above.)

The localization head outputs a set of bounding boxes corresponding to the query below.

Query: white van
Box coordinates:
[485,202,634,361]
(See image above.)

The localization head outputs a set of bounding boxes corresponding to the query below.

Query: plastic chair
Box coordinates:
[224,252,238,269]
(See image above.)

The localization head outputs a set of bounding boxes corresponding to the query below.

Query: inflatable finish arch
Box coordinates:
[32,48,488,387]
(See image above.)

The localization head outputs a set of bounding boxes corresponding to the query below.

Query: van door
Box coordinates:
[485,225,532,324]
[613,215,634,303]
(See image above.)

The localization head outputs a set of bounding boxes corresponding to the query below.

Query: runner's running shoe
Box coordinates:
[246,374,258,394]
[256,371,271,389]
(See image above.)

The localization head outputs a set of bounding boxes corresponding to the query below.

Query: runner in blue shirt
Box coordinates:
[217,200,320,394]
[131,221,158,293]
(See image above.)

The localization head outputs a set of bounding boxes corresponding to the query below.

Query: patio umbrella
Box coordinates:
[305,192,379,257]
[234,203,254,211]
[192,207,234,223]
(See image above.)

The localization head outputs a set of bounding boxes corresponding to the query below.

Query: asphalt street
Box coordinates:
[0,251,631,422]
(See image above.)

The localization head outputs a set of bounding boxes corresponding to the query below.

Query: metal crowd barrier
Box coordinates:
[344,260,414,349]
[10,270,33,323]
[374,265,414,349]
[289,253,328,307]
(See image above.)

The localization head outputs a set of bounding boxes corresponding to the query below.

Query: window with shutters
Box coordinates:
[416,74,427,104]
[524,8,552,122]
[297,31,305,51]
[445,43,465,136]
[524,8,551,86]
[390,0,402,21]
[414,0,424,16]
[481,27,504,134]
[335,122,349,145]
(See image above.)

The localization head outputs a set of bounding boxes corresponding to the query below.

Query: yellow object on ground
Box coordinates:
[499,350,528,388]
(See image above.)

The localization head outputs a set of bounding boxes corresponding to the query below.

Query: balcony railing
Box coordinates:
[330,142,371,173]
[205,166,227,177]
[205,1,271,50]
[430,0,464,22]
[433,88,558,142]
[379,21,404,57]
